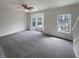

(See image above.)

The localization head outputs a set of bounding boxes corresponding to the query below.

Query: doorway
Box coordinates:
[31,13,44,31]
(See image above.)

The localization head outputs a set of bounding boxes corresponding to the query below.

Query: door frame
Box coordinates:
[31,13,44,31]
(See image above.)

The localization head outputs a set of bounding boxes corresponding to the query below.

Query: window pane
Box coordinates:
[38,22,42,25]
[32,18,36,26]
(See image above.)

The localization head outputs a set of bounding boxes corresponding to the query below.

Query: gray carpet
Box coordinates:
[0,47,5,58]
[0,31,75,58]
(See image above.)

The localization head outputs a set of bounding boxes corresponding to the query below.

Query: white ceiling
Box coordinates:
[0,0,79,12]
[23,0,79,11]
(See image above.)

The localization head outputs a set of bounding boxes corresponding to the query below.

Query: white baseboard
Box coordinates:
[0,30,26,37]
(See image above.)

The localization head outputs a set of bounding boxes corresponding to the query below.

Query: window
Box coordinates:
[57,14,71,33]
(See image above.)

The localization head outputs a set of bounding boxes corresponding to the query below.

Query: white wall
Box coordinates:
[43,4,79,40]
[0,0,27,37]
[28,4,79,40]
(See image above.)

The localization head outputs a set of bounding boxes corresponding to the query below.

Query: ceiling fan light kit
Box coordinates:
[24,9,27,12]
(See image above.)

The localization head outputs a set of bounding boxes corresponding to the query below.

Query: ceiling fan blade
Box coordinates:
[28,7,34,10]
[22,5,28,9]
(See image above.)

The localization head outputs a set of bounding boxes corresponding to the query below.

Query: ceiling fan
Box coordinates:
[19,0,34,12]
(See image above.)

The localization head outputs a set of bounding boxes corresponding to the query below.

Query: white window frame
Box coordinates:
[57,14,71,34]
